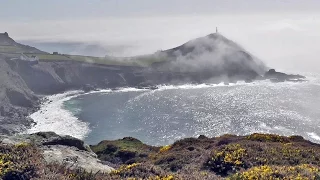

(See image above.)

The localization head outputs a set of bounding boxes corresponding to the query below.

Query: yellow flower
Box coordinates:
[159,145,171,153]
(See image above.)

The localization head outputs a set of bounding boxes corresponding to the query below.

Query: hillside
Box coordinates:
[152,33,267,83]
[1,133,320,179]
[0,32,46,54]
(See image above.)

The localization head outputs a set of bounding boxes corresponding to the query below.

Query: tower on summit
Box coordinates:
[216,27,218,33]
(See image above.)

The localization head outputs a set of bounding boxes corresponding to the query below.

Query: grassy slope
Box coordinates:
[0,46,21,53]
[23,53,167,67]
[90,133,320,179]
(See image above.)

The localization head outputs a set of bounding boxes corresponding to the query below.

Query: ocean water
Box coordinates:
[27,73,320,146]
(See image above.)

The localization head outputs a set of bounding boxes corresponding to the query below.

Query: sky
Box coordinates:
[1,0,320,73]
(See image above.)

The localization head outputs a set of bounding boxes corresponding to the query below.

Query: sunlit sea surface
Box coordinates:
[28,73,320,146]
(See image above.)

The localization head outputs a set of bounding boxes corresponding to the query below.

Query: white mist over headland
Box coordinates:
[1,0,320,73]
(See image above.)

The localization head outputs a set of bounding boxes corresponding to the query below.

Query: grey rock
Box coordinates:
[42,145,114,173]
[0,132,114,173]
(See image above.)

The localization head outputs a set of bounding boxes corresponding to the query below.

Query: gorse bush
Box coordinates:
[0,153,13,177]
[246,133,289,143]
[0,143,39,179]
[205,144,248,176]
[228,164,320,180]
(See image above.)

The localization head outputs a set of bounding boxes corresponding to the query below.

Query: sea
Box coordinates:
[26,72,320,146]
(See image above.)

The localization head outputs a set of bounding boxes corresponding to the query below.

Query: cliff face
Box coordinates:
[0,56,144,134]
[0,55,38,134]
[9,60,142,94]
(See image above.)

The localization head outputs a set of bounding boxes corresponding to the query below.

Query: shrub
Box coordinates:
[205,144,247,176]
[0,143,39,179]
[228,164,320,180]
[0,153,13,177]
[246,133,289,143]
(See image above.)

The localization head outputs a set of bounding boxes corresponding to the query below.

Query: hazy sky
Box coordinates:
[1,0,320,72]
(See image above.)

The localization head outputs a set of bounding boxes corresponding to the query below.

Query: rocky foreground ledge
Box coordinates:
[1,132,320,179]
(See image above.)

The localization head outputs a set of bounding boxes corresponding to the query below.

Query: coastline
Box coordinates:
[24,88,151,140]
[23,74,320,146]
[24,83,241,140]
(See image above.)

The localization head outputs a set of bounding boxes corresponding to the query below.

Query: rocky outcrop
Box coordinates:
[264,69,306,82]
[0,132,114,173]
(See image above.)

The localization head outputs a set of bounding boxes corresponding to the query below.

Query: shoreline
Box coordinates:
[22,75,320,146]
[25,90,90,140]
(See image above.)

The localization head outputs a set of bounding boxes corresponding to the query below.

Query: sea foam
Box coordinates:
[26,91,90,139]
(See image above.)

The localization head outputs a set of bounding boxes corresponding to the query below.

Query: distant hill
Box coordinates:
[0,32,47,54]
[150,33,267,82]
[157,33,267,73]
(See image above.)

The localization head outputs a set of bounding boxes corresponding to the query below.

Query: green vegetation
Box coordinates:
[25,53,72,61]
[68,55,140,66]
[90,137,159,164]
[0,46,22,53]
[92,134,320,179]
[246,133,290,143]
[2,134,320,179]
[23,53,167,67]
[0,143,41,179]
[205,144,247,175]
